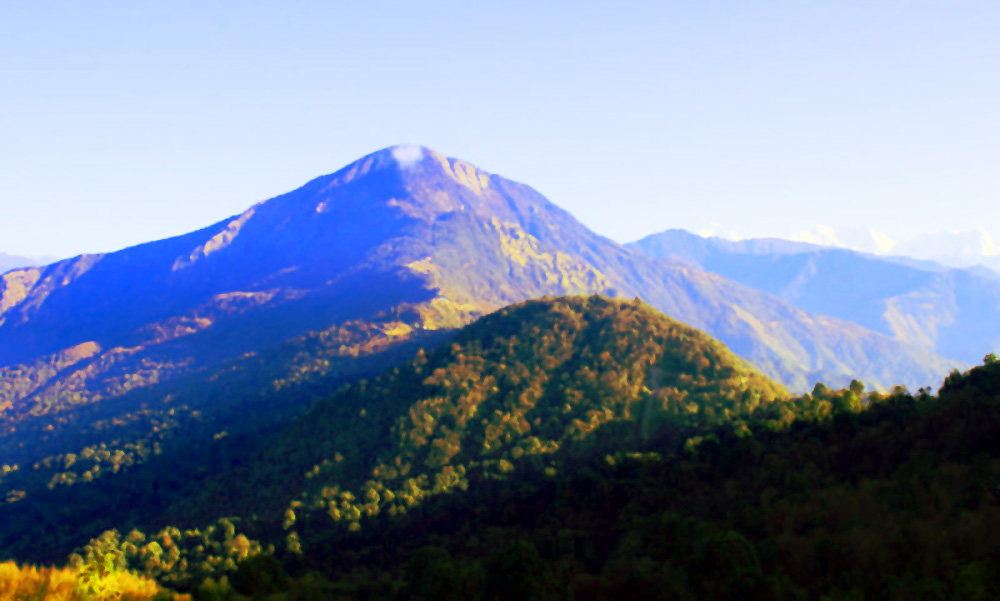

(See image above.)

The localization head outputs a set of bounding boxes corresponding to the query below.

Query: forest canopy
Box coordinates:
[2,296,999,599]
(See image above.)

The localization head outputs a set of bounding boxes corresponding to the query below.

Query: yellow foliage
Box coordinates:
[0,560,181,601]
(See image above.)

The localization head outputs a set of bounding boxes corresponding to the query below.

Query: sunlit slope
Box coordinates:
[211,296,788,539]
[0,559,175,601]
[275,354,1000,601]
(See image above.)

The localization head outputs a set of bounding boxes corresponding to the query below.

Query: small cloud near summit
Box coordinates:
[391,145,425,169]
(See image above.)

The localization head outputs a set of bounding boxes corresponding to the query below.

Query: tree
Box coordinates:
[403,546,459,601]
[481,540,553,601]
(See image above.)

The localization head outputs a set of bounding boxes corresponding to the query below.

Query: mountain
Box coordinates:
[891,228,1000,273]
[0,252,56,274]
[225,296,788,533]
[0,146,963,560]
[39,295,792,589]
[0,146,957,404]
[785,225,1000,275]
[281,355,1000,600]
[627,229,1000,365]
[34,300,1000,600]
[788,225,897,255]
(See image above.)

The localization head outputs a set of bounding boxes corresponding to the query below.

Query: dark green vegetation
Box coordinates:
[269,295,785,541]
[15,296,999,600]
[628,228,1000,366]
[262,349,1000,601]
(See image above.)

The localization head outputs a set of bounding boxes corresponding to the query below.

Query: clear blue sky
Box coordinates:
[2,1,998,257]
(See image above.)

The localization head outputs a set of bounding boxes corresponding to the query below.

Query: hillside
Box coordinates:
[628,228,1000,364]
[0,296,789,567]
[257,296,787,536]
[260,353,1000,600]
[38,302,1000,600]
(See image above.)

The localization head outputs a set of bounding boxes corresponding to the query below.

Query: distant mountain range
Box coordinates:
[787,225,1000,274]
[787,225,899,255]
[627,229,1000,366]
[0,252,57,274]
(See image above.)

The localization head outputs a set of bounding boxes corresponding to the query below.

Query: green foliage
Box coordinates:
[229,554,289,597]
[402,546,459,601]
[482,540,554,601]
[192,577,234,601]
[249,355,1000,600]
[73,518,267,592]
[74,530,129,601]
[284,572,335,601]
[282,296,787,547]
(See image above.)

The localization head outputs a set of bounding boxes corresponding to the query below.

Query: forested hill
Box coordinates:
[33,295,793,593]
[264,348,1000,601]
[206,295,788,533]
[0,295,788,568]
[18,298,1000,600]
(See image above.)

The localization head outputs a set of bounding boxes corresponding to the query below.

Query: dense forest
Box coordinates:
[1,296,998,599]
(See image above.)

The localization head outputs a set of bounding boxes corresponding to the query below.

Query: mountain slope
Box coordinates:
[62,295,792,588]
[627,228,1000,364]
[227,296,788,532]
[0,294,788,567]
[270,355,1000,600]
[61,302,1000,600]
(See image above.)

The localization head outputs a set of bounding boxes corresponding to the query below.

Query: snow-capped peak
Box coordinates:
[787,226,897,255]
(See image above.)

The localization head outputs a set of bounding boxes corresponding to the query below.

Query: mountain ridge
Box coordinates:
[627,228,1000,365]
[708,223,1000,275]
[0,146,962,424]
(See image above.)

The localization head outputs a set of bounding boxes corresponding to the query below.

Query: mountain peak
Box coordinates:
[388,144,428,169]
[787,225,897,255]
[332,145,491,190]
[388,145,493,194]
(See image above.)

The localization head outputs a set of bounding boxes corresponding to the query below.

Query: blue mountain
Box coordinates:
[627,228,1000,366]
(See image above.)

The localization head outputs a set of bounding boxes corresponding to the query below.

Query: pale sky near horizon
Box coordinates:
[2,1,999,258]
